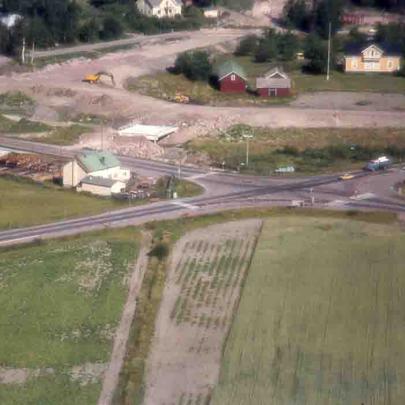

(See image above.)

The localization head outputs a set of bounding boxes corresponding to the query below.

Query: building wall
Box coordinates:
[63,161,130,187]
[258,87,291,97]
[77,181,126,196]
[345,56,401,72]
[63,161,86,187]
[137,0,182,18]
[219,74,246,93]
[78,183,112,197]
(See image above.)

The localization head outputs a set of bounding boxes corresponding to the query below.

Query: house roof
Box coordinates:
[146,0,182,6]
[76,150,120,173]
[263,67,289,80]
[256,67,291,89]
[215,60,247,81]
[80,175,120,188]
[344,42,402,57]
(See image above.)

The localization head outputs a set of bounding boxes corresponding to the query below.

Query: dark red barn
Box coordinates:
[216,60,247,93]
[256,67,291,97]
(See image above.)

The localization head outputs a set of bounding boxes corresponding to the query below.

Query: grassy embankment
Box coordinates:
[127,55,405,106]
[117,208,397,404]
[186,125,405,175]
[0,91,89,145]
[0,175,203,230]
[0,176,127,229]
[0,228,140,404]
[212,216,405,404]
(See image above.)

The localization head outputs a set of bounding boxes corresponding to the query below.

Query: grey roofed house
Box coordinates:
[80,176,118,188]
[256,67,291,89]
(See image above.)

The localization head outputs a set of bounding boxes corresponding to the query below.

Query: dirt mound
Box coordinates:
[111,135,165,159]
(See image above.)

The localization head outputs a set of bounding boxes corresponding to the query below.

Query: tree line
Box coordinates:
[0,0,205,57]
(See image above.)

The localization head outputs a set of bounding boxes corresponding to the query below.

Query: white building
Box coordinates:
[203,7,219,19]
[137,0,182,18]
[63,150,130,189]
[0,13,22,29]
[77,176,127,197]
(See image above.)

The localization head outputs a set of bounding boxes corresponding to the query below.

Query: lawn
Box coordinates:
[0,176,126,229]
[0,228,139,404]
[127,54,405,106]
[212,216,405,404]
[232,55,405,94]
[186,125,405,174]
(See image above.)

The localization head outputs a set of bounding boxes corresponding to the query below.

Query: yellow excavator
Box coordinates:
[83,71,116,86]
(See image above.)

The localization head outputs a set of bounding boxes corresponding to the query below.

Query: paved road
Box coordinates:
[30,31,196,58]
[1,137,404,246]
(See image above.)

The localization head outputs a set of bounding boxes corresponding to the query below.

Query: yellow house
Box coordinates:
[344,43,401,73]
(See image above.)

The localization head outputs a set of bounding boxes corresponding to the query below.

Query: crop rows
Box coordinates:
[170,230,257,328]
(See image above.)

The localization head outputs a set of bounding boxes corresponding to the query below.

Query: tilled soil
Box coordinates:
[143,219,263,405]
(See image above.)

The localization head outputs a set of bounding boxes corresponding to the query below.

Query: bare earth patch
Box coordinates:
[144,219,262,405]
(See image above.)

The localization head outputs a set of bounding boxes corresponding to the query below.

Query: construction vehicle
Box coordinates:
[173,92,190,104]
[83,71,115,86]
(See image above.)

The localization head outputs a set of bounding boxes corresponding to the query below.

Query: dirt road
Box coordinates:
[1,28,404,146]
[98,232,151,405]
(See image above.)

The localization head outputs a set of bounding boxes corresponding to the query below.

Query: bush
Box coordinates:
[148,242,169,261]
[174,51,212,81]
[235,35,258,56]
[100,16,123,40]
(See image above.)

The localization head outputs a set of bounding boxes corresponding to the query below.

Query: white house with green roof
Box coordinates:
[63,150,130,192]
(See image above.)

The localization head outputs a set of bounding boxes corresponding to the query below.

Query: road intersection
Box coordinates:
[0,136,404,246]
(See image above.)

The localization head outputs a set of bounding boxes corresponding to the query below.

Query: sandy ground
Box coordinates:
[98,232,151,405]
[143,219,262,405]
[0,28,404,149]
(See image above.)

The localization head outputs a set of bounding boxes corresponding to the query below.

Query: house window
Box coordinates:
[352,59,358,69]
[387,59,393,69]
[230,74,236,81]
[269,88,277,97]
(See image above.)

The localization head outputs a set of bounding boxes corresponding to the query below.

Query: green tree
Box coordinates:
[315,0,343,39]
[255,37,278,62]
[283,0,310,31]
[174,51,212,81]
[100,15,123,40]
[277,32,299,60]
[304,34,329,74]
[235,34,258,56]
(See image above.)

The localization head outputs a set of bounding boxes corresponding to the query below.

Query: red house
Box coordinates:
[256,67,291,97]
[216,60,247,93]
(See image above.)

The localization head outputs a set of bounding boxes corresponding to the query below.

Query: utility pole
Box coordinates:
[326,21,332,81]
[21,37,26,64]
[30,41,35,65]
[243,134,253,167]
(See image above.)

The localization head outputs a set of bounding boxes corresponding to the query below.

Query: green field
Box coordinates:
[187,125,405,174]
[0,229,139,404]
[212,216,405,404]
[127,55,405,106]
[0,176,126,229]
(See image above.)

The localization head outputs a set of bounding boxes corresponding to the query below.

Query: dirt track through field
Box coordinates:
[98,232,151,405]
[143,219,262,405]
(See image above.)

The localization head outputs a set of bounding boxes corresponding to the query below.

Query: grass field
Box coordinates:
[0,228,139,404]
[187,125,405,174]
[127,55,405,106]
[0,176,126,229]
[212,216,405,404]
[127,72,290,107]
